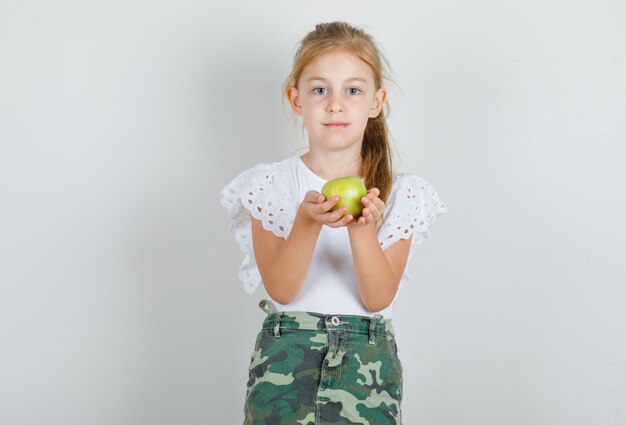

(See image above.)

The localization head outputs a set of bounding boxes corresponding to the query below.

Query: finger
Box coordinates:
[315,195,339,213]
[317,194,324,203]
[367,188,380,198]
[305,191,323,203]
[363,208,377,224]
[366,196,383,212]
[327,204,349,221]
[362,205,377,221]
[362,194,378,205]
[328,211,352,227]
[320,196,342,212]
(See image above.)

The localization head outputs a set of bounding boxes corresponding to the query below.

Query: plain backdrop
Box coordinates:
[1,0,625,424]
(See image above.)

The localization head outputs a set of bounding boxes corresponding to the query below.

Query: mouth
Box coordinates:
[323,122,349,128]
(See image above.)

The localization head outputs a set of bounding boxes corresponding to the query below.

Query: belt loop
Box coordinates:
[273,312,282,339]
[259,300,282,339]
[369,314,383,344]
[259,299,279,315]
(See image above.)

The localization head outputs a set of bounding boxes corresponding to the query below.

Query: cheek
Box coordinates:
[301,98,325,114]
[354,112,372,127]
[354,98,374,113]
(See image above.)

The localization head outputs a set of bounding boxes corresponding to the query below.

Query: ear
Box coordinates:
[369,87,387,118]
[286,86,303,117]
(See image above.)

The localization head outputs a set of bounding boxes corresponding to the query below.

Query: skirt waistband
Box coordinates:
[258,299,394,337]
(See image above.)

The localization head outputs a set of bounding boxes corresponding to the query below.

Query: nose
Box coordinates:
[327,92,344,113]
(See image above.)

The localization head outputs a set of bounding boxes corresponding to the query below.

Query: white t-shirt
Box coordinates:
[218,154,446,318]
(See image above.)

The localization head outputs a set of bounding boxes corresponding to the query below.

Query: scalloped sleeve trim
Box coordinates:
[218,162,296,294]
[378,174,446,250]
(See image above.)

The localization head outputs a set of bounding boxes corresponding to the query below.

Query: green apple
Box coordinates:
[321,176,368,218]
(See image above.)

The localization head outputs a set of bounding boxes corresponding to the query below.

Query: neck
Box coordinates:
[301,150,363,181]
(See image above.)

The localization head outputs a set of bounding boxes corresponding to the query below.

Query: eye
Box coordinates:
[347,88,362,95]
[313,87,327,95]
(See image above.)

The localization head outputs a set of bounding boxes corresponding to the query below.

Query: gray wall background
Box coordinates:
[1,0,625,424]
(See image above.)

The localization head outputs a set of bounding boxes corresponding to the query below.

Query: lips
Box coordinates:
[324,122,349,128]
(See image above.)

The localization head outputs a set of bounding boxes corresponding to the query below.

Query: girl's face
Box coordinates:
[287,50,386,152]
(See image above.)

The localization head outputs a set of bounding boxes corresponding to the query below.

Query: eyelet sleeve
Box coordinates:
[218,163,296,294]
[377,174,447,301]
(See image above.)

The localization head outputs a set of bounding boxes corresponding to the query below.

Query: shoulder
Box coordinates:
[218,156,299,236]
[378,172,447,249]
[221,157,295,189]
[218,157,298,213]
[387,173,446,210]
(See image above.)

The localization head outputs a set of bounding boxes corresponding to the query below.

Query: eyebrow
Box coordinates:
[306,76,368,83]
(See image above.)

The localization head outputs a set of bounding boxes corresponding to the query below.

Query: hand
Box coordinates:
[347,188,385,227]
[299,190,355,228]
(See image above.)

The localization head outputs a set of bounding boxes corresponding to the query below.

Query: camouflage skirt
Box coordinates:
[244,299,403,425]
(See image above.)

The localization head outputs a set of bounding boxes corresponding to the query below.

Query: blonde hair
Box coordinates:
[282,21,397,203]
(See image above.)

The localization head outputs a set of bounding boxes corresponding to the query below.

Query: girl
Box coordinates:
[219,21,446,425]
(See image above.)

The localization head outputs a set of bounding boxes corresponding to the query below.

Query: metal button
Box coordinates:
[330,316,340,326]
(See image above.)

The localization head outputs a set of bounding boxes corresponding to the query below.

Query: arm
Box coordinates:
[251,191,353,304]
[347,224,412,312]
[251,207,321,304]
[345,187,412,312]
